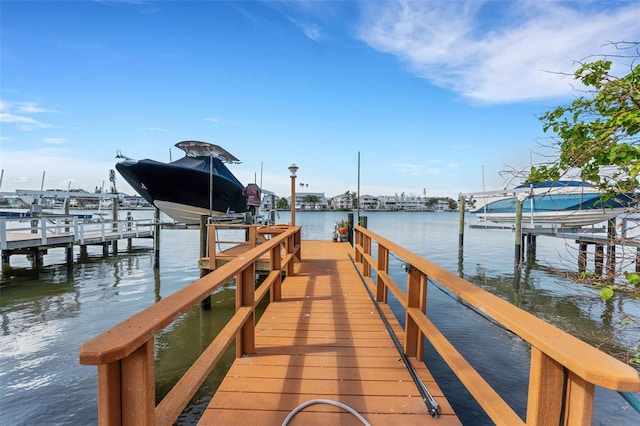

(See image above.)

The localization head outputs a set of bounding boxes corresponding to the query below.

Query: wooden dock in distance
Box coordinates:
[1,215,155,272]
[199,240,459,425]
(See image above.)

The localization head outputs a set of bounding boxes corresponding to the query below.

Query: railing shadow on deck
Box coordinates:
[353,225,640,425]
[79,224,301,425]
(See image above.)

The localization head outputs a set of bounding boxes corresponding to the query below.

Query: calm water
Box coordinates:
[1,210,639,425]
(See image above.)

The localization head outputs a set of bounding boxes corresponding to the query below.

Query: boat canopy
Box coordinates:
[514,180,594,189]
[175,141,241,163]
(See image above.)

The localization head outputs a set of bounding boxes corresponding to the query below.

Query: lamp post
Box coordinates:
[288,163,298,226]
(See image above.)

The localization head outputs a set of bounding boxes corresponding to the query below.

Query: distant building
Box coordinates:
[376,195,426,211]
[292,192,328,210]
[358,194,379,210]
[330,193,355,210]
[121,194,152,208]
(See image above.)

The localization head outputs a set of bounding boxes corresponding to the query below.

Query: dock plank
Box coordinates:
[199,241,460,425]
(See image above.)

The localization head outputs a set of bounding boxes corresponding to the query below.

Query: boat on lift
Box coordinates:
[471,180,637,226]
[116,141,259,224]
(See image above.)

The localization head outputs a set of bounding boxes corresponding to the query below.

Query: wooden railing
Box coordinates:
[354,225,640,425]
[0,215,155,249]
[79,225,301,425]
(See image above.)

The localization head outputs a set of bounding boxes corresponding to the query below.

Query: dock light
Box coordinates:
[288,163,298,177]
[288,164,298,226]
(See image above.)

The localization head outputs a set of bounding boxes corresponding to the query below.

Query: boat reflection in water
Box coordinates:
[116,141,261,225]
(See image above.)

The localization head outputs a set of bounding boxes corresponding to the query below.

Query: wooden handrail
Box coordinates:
[354,225,640,425]
[79,225,300,426]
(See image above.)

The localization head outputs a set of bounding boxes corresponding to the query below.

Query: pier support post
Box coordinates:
[31,247,44,271]
[606,219,616,278]
[358,215,367,229]
[112,201,118,254]
[526,234,537,260]
[154,208,160,269]
[636,247,640,273]
[199,216,212,309]
[595,245,604,276]
[2,251,11,272]
[458,195,465,252]
[348,213,354,246]
[578,243,588,273]
[514,198,523,266]
[66,243,74,274]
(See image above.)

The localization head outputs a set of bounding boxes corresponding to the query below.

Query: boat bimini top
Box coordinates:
[175,140,241,164]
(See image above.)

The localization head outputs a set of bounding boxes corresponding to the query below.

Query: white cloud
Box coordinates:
[42,138,66,144]
[0,112,50,130]
[0,99,52,130]
[1,149,119,193]
[357,1,640,103]
[17,102,51,113]
[287,15,325,42]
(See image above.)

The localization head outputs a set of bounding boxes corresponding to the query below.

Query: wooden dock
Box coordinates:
[79,224,640,426]
[200,240,457,425]
[1,215,155,272]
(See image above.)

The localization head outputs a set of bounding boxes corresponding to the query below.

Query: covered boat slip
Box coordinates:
[79,225,640,426]
[200,240,455,425]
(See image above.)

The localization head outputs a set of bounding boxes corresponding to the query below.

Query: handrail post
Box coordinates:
[40,217,48,244]
[286,233,295,277]
[565,372,594,424]
[0,219,6,250]
[526,346,564,424]
[362,233,371,277]
[270,243,282,302]
[376,245,388,303]
[121,340,155,425]
[295,227,301,261]
[405,266,426,360]
[248,225,257,249]
[236,264,256,357]
[96,362,122,425]
[207,223,216,271]
[73,216,79,242]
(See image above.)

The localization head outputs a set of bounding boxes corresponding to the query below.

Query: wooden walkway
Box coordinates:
[200,241,460,425]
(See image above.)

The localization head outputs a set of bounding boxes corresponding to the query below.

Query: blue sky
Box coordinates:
[1,0,639,199]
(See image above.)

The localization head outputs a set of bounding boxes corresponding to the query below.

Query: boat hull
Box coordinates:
[477,208,627,226]
[116,156,248,224]
[472,184,637,226]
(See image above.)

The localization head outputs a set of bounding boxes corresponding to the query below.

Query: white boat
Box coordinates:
[470,181,637,226]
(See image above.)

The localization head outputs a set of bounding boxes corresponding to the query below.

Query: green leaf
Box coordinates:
[626,272,640,287]
[600,286,614,300]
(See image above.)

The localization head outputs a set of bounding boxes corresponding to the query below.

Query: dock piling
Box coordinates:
[514,198,523,266]
[199,215,211,309]
[458,195,465,252]
[154,208,161,269]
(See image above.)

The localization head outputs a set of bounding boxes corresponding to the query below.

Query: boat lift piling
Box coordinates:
[514,198,523,266]
[458,191,530,266]
[154,207,161,268]
[458,195,465,252]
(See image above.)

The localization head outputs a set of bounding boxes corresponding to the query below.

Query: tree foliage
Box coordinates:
[529,42,640,195]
